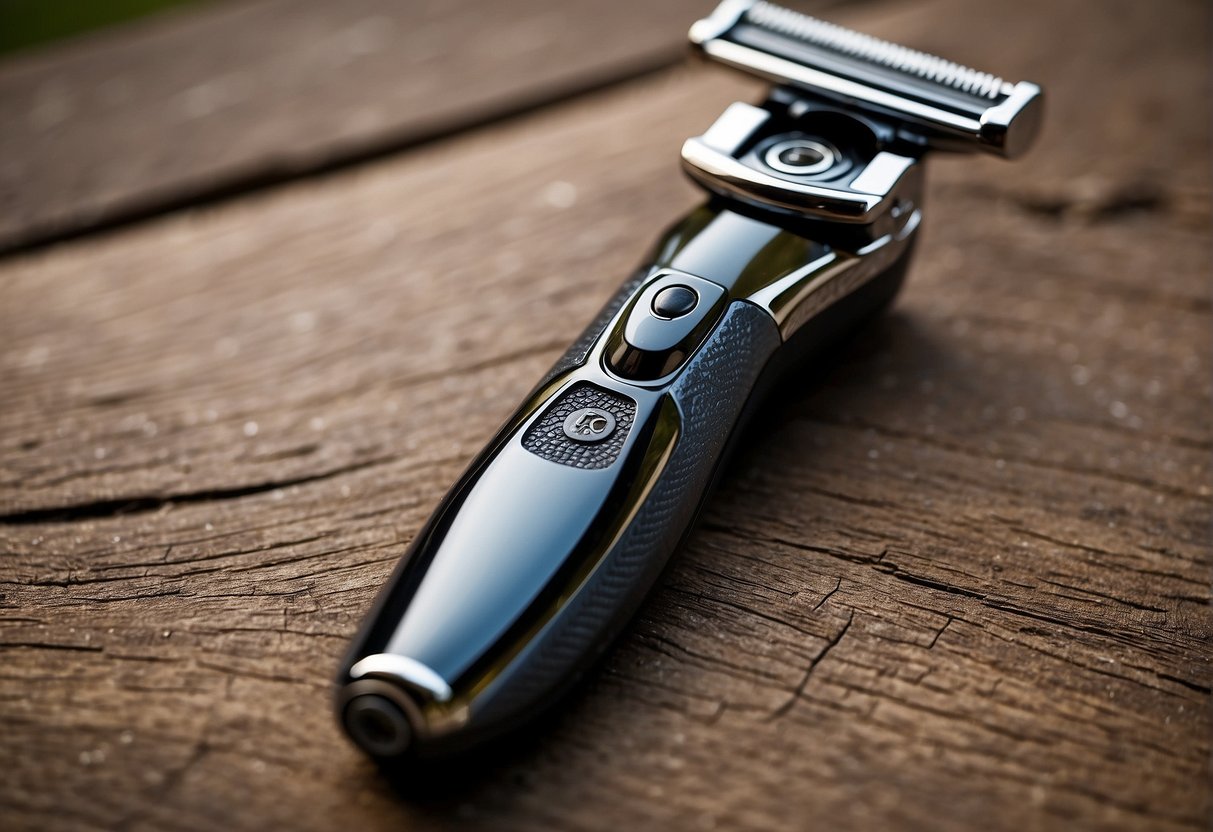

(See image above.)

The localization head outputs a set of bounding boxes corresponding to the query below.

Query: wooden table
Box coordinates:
[1,1,1208,829]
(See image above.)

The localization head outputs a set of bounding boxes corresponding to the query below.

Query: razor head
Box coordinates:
[691,0,1044,159]
[680,98,923,241]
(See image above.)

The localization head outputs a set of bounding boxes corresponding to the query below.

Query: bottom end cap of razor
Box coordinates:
[343,693,414,758]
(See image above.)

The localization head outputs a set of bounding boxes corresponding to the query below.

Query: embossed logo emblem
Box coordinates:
[562,407,616,443]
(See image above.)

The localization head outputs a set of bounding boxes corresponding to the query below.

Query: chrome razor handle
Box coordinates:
[335,0,1042,763]
[336,194,920,759]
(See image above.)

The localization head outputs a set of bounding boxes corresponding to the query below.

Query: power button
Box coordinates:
[651,285,699,319]
[605,272,727,381]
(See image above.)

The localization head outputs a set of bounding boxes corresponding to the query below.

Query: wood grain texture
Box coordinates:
[0,0,1209,830]
[0,0,724,252]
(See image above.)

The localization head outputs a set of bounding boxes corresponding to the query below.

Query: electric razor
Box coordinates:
[335,0,1043,760]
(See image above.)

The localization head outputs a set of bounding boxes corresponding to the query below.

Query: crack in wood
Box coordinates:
[767,612,855,721]
[0,456,398,525]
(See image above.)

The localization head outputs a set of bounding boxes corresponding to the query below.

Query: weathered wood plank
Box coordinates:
[0,0,727,253]
[0,0,1208,830]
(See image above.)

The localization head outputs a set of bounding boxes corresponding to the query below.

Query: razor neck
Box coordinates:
[682,90,925,249]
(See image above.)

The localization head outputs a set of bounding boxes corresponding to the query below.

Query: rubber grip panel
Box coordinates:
[468,301,782,728]
[538,269,648,386]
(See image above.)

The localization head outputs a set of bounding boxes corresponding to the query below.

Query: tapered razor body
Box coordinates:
[335,0,1042,761]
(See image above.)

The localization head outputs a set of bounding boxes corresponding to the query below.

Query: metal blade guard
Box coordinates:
[690,0,1043,158]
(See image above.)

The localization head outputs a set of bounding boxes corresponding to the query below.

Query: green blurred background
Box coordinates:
[0,0,208,55]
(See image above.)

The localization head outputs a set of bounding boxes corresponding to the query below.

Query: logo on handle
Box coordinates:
[562,408,617,443]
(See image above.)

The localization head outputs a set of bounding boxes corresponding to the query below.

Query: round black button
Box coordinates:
[651,285,699,319]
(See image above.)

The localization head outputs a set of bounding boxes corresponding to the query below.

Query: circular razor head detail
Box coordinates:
[763,138,842,176]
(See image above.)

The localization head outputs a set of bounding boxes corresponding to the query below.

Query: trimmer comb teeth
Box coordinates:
[691,0,1043,158]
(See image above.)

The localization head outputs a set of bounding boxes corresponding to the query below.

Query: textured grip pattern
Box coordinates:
[473,301,782,724]
[522,383,636,469]
[537,269,648,386]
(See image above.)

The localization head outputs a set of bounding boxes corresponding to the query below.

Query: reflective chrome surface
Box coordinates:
[682,132,885,222]
[763,137,841,176]
[335,0,1042,763]
[606,271,728,380]
[690,0,1044,158]
[335,195,919,756]
[681,100,920,241]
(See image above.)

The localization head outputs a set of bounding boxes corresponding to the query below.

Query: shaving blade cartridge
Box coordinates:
[691,0,1043,158]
